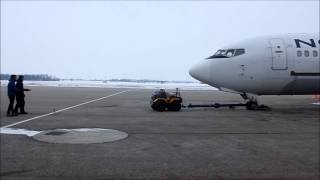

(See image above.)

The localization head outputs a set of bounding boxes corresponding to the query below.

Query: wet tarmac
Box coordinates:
[0,86,319,179]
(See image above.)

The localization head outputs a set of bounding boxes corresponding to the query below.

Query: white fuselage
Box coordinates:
[189,33,320,95]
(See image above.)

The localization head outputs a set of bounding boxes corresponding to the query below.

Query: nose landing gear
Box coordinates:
[241,93,271,111]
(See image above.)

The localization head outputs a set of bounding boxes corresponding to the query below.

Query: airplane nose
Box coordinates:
[189,61,211,84]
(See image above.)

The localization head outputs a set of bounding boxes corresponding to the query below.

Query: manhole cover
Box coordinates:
[33,128,128,144]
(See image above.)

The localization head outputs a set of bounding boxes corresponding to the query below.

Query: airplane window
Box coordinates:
[313,50,318,57]
[297,51,302,57]
[304,50,309,57]
[226,49,235,57]
[215,50,227,56]
[234,49,245,56]
[207,48,245,59]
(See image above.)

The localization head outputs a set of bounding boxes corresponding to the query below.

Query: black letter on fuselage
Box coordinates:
[294,39,316,48]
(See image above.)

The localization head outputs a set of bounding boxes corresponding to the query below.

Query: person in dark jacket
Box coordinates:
[7,74,17,116]
[14,75,30,114]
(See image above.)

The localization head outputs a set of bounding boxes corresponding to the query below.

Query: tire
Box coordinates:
[246,101,258,110]
[168,102,182,111]
[152,100,166,112]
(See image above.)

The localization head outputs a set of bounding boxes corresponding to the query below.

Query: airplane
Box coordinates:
[189,33,320,109]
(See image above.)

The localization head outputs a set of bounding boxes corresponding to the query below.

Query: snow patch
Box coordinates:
[0,127,125,137]
[0,127,41,137]
[1,80,217,90]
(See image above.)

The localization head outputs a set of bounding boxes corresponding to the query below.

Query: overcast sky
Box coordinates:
[1,1,319,81]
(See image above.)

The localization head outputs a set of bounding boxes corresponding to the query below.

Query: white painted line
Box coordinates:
[1,90,129,129]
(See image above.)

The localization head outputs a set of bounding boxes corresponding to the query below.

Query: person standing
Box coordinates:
[14,75,30,114]
[7,74,17,116]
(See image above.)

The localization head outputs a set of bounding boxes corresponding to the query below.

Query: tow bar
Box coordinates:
[183,103,246,109]
[183,102,271,110]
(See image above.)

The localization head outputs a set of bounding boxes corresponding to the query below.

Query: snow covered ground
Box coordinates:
[0,80,217,90]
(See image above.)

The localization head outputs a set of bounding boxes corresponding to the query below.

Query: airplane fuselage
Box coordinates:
[189,33,320,95]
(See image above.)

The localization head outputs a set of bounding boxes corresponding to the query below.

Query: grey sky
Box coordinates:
[1,1,319,81]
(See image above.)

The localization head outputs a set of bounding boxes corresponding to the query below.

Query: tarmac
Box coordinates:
[0,86,319,180]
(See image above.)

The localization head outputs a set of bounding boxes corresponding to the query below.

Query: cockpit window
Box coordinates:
[226,49,235,57]
[207,48,245,59]
[234,49,245,56]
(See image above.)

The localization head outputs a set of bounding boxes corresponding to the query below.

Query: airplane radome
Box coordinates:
[189,33,320,98]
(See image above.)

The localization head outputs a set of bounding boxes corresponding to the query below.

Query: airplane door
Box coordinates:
[269,39,288,70]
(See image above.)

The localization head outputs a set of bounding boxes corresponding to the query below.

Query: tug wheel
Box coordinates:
[168,102,182,111]
[246,101,258,110]
[152,100,166,112]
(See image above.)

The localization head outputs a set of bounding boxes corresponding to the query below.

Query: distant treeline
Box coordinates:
[107,78,193,84]
[0,74,60,81]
